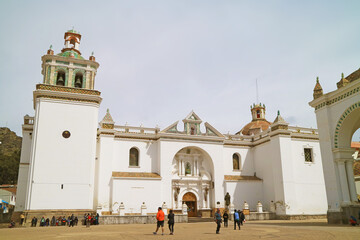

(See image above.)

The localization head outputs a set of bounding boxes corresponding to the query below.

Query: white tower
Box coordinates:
[15,29,102,213]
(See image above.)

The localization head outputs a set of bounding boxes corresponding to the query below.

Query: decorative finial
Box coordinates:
[277,110,280,116]
[263,104,266,108]
[49,44,53,49]
[316,76,319,83]
[106,108,109,113]
[341,73,344,79]
[91,51,94,56]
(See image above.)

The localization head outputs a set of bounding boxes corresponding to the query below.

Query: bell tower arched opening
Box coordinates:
[74,72,83,88]
[56,70,66,86]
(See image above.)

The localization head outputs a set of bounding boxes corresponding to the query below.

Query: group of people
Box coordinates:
[153,207,175,235]
[14,213,99,227]
[214,209,245,234]
[84,213,100,227]
[30,214,79,227]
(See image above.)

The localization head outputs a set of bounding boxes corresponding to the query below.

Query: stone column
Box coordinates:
[50,66,55,85]
[337,160,351,204]
[345,159,358,202]
[85,71,91,89]
[67,68,73,87]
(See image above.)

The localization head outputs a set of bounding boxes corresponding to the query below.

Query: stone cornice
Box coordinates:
[309,80,360,111]
[41,54,99,69]
[33,85,102,109]
[36,84,101,95]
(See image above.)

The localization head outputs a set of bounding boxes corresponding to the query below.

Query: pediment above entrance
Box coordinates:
[161,111,223,137]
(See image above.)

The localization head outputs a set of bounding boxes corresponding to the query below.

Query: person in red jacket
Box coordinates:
[153,207,165,235]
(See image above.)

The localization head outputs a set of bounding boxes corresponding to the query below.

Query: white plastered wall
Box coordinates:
[14,129,32,212]
[26,98,99,210]
[289,139,327,214]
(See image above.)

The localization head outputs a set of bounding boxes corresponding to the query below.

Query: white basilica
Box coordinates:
[15,30,328,219]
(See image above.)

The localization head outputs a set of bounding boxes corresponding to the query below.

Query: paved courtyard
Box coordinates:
[1,219,360,240]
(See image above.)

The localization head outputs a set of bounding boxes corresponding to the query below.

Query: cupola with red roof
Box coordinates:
[237,103,271,136]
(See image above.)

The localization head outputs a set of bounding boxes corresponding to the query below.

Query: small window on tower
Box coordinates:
[190,127,195,135]
[304,148,313,162]
[257,110,261,118]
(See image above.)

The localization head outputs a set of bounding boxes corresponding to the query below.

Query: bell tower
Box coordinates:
[250,103,266,121]
[19,29,102,213]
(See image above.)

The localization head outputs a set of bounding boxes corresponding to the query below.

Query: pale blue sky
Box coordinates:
[1,0,360,140]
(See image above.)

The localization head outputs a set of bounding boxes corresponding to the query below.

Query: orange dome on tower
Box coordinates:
[237,103,271,135]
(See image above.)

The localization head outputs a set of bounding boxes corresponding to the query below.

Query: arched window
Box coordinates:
[185,162,191,175]
[56,70,66,86]
[74,72,83,88]
[129,148,139,167]
[233,153,240,170]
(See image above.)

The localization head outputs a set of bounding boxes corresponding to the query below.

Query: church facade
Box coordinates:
[15,30,328,218]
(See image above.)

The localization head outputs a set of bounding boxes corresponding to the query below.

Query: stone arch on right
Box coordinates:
[310,71,360,224]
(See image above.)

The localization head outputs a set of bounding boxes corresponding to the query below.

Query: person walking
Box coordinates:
[214,208,222,234]
[234,210,240,230]
[153,207,165,235]
[240,210,245,226]
[168,209,175,235]
[223,211,229,227]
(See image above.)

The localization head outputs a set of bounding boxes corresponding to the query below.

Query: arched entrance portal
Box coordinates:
[310,75,360,223]
[171,147,214,217]
[182,192,197,217]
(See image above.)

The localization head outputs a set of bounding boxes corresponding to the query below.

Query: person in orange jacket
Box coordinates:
[153,207,165,235]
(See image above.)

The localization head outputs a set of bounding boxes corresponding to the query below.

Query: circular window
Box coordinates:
[62,130,71,138]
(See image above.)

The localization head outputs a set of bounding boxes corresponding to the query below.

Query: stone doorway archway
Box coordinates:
[183,192,197,217]
[310,74,360,223]
[171,147,214,216]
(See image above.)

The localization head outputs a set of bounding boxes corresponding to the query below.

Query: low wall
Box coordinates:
[276,214,327,220]
[100,214,188,225]
[327,206,360,224]
[245,212,276,221]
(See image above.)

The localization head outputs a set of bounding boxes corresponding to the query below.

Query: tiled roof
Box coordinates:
[101,109,114,123]
[351,142,360,149]
[112,172,161,178]
[345,69,360,82]
[2,188,17,194]
[239,120,271,135]
[57,50,84,60]
[224,175,262,181]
